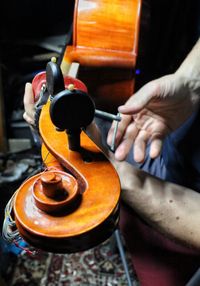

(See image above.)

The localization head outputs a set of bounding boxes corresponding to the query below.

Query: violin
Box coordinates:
[13,61,121,253]
[11,0,142,253]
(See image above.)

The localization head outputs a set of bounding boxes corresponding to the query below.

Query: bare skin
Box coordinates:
[23,82,37,126]
[107,39,200,163]
[112,159,200,250]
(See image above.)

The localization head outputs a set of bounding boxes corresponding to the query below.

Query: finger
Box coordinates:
[114,122,139,161]
[23,111,35,126]
[133,130,149,163]
[23,82,35,105]
[118,80,159,114]
[107,114,132,146]
[149,134,164,159]
[23,83,36,123]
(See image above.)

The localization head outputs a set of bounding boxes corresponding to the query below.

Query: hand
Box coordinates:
[107,73,200,163]
[23,82,37,126]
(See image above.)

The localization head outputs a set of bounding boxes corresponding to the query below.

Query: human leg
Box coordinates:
[119,204,200,286]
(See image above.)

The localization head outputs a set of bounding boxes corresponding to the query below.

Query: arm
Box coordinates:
[113,159,200,250]
[86,123,200,250]
[175,38,200,83]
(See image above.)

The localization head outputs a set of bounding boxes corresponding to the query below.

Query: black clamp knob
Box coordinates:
[50,88,95,150]
[46,61,95,151]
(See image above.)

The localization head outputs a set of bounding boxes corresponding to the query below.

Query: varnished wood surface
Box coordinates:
[14,101,121,252]
[63,0,142,67]
[13,0,142,250]
[61,0,142,112]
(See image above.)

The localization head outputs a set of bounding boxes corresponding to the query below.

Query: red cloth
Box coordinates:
[119,203,200,286]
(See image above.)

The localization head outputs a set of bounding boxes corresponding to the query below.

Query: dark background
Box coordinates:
[0,0,75,237]
[0,0,199,141]
[0,0,74,138]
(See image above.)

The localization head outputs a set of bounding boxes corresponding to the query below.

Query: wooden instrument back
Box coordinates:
[62,0,142,111]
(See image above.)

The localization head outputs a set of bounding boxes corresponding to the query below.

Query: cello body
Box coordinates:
[62,0,142,111]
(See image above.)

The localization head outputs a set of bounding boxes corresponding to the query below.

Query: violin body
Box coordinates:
[62,0,142,112]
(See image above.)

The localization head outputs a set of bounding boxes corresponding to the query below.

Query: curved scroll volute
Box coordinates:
[13,66,121,253]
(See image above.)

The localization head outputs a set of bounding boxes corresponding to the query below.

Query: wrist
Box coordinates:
[175,72,200,93]
[174,73,200,111]
[174,39,200,99]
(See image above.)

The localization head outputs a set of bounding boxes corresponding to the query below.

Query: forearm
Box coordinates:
[175,38,200,95]
[113,160,200,250]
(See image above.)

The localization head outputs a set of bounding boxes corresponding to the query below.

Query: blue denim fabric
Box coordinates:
[96,108,200,192]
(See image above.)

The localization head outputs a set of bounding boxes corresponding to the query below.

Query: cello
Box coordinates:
[4,0,142,253]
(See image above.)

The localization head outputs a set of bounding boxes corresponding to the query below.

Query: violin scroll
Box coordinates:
[11,60,121,254]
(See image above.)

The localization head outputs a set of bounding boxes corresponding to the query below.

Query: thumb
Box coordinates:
[23,82,35,106]
[23,83,35,125]
[118,80,159,114]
